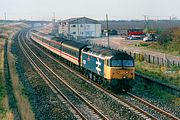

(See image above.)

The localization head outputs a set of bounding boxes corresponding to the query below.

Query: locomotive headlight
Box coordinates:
[125,71,129,74]
[123,76,126,79]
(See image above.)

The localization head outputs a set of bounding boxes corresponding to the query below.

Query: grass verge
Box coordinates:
[135,61,180,88]
[133,81,179,106]
[8,38,35,120]
[0,39,14,119]
[0,39,6,118]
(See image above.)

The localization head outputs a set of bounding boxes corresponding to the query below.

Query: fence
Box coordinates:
[126,51,180,67]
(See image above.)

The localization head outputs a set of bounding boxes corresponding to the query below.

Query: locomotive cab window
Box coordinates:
[110,60,123,67]
[109,59,134,67]
[123,60,134,67]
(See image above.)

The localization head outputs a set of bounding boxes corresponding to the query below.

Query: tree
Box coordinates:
[158,29,173,45]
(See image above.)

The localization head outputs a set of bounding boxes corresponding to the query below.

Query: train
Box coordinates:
[30,30,135,90]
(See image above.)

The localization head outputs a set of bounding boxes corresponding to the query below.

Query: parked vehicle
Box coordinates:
[127,28,145,40]
[143,33,157,42]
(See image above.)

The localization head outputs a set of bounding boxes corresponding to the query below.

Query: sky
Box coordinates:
[0,0,180,21]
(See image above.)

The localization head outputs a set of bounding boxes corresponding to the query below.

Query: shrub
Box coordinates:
[140,43,149,47]
[157,28,180,54]
[158,29,173,45]
[136,54,144,62]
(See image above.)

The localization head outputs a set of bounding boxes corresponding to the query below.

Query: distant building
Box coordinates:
[59,17,101,39]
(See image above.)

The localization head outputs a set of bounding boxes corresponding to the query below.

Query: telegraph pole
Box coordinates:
[170,16,172,28]
[106,13,110,48]
[144,15,149,29]
[144,15,147,29]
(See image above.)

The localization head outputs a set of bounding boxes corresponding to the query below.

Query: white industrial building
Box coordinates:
[59,17,101,39]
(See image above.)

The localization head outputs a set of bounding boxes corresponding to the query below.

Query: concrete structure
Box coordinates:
[59,17,101,39]
[51,19,59,36]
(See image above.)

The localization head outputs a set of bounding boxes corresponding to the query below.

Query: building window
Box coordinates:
[72,32,76,34]
[81,32,83,35]
[72,25,76,27]
[80,24,83,27]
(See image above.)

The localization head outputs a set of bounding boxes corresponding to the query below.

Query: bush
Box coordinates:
[158,29,173,45]
[140,43,149,47]
[157,28,180,54]
[136,54,144,62]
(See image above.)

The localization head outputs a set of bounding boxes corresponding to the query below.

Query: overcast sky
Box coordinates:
[0,0,179,20]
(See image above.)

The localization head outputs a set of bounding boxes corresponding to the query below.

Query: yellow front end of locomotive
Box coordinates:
[104,65,135,80]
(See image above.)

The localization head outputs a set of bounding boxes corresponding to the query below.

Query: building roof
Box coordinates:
[61,17,100,24]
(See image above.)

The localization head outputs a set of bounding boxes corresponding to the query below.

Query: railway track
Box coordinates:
[123,91,180,120]
[18,30,109,120]
[24,29,180,120]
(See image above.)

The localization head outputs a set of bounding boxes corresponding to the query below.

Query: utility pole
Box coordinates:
[170,16,172,28]
[106,13,109,48]
[144,15,147,29]
[52,12,58,36]
[144,15,149,29]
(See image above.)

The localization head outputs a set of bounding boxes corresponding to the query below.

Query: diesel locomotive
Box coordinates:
[30,30,135,89]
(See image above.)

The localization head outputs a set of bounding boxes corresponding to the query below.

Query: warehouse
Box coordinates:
[59,17,101,39]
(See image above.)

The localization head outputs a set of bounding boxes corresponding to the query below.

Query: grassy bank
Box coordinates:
[8,39,35,120]
[0,39,6,117]
[0,39,14,119]
[135,61,180,87]
[0,23,34,119]
[147,42,180,56]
